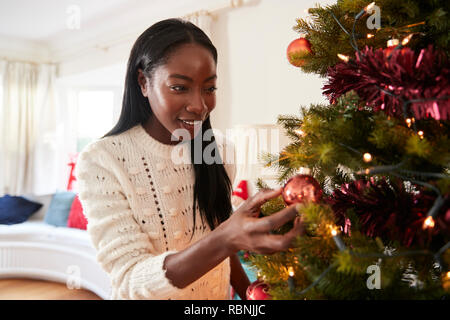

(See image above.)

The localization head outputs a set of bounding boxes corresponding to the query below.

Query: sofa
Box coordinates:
[0,193,111,299]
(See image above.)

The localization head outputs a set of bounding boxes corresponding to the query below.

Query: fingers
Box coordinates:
[248,187,283,210]
[253,216,305,254]
[255,204,299,232]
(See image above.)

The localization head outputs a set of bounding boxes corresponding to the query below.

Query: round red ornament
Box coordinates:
[287,37,313,67]
[282,174,323,205]
[246,280,271,300]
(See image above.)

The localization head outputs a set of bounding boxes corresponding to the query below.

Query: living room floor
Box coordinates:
[0,278,102,300]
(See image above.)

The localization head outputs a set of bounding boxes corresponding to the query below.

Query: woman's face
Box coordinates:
[138,43,217,144]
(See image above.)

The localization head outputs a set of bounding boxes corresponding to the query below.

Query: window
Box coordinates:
[76,90,116,152]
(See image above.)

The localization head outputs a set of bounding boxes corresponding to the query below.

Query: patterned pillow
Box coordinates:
[44,191,76,227]
[0,195,43,225]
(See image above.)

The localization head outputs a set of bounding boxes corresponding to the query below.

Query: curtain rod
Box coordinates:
[0,56,58,66]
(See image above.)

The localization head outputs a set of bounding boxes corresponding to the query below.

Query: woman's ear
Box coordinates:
[137,69,149,97]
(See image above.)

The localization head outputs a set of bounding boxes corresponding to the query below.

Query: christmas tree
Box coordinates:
[246,0,449,300]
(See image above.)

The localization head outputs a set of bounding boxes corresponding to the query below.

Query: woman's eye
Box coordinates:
[170,85,187,92]
[205,86,217,93]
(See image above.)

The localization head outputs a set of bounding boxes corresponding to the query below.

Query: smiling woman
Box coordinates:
[75,18,304,300]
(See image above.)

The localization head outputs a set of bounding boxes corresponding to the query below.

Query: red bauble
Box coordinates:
[287,37,313,67]
[282,174,323,205]
[246,280,271,300]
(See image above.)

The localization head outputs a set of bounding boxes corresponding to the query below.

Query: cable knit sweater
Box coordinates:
[75,124,236,300]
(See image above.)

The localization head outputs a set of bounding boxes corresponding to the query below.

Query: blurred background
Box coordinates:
[0,0,333,195]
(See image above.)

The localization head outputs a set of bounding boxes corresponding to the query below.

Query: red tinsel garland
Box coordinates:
[326,178,449,248]
[323,45,450,120]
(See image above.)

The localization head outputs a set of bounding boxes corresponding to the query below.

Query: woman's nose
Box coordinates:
[186,92,208,117]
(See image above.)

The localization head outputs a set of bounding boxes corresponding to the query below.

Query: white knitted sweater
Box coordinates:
[75,124,236,300]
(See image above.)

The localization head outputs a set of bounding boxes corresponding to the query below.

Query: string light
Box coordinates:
[363,153,373,163]
[367,33,374,39]
[288,266,295,277]
[329,225,346,251]
[356,1,375,19]
[294,128,306,137]
[422,216,435,229]
[405,118,412,127]
[401,34,414,46]
[337,53,350,62]
[365,2,376,12]
[418,130,424,139]
[287,266,295,292]
[387,39,399,47]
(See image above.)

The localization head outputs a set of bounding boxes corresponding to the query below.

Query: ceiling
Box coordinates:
[0,0,136,41]
[0,0,219,43]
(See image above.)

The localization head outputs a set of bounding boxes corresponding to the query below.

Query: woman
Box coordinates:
[75,18,305,300]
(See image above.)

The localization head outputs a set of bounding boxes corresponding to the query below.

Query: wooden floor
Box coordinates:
[0,278,102,300]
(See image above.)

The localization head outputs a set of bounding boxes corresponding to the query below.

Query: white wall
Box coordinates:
[55,0,334,134]
[211,0,333,133]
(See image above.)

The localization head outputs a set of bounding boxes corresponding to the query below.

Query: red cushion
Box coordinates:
[67,195,87,230]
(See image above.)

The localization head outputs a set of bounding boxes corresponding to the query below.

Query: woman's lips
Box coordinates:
[177,119,202,138]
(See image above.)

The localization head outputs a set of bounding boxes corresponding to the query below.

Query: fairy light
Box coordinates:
[365,2,376,12]
[423,216,435,229]
[287,266,295,292]
[387,39,399,47]
[294,128,306,137]
[446,271,450,279]
[288,266,295,277]
[356,1,375,19]
[363,153,373,163]
[367,33,374,39]
[418,130,424,139]
[405,118,412,127]
[337,53,350,62]
[401,34,414,46]
[328,225,346,251]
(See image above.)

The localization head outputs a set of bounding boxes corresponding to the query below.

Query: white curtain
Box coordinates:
[0,60,60,196]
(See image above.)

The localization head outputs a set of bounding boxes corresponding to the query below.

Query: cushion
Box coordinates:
[44,191,76,227]
[67,195,87,230]
[0,195,43,225]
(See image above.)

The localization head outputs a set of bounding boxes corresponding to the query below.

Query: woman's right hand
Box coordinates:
[220,187,306,255]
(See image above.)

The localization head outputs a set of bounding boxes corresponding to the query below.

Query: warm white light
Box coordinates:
[363,153,373,163]
[337,53,350,62]
[418,130,424,139]
[331,229,338,236]
[288,266,295,277]
[446,271,450,279]
[387,39,399,47]
[365,2,376,12]
[402,34,414,46]
[423,216,435,229]
[295,129,306,137]
[406,118,412,127]
[367,33,374,39]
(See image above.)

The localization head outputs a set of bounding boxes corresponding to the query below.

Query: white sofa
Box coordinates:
[0,194,111,299]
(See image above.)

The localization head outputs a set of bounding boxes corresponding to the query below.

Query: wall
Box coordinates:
[55,0,335,134]
[211,0,334,133]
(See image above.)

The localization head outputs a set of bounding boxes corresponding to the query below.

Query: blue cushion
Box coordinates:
[0,195,43,225]
[44,191,76,227]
